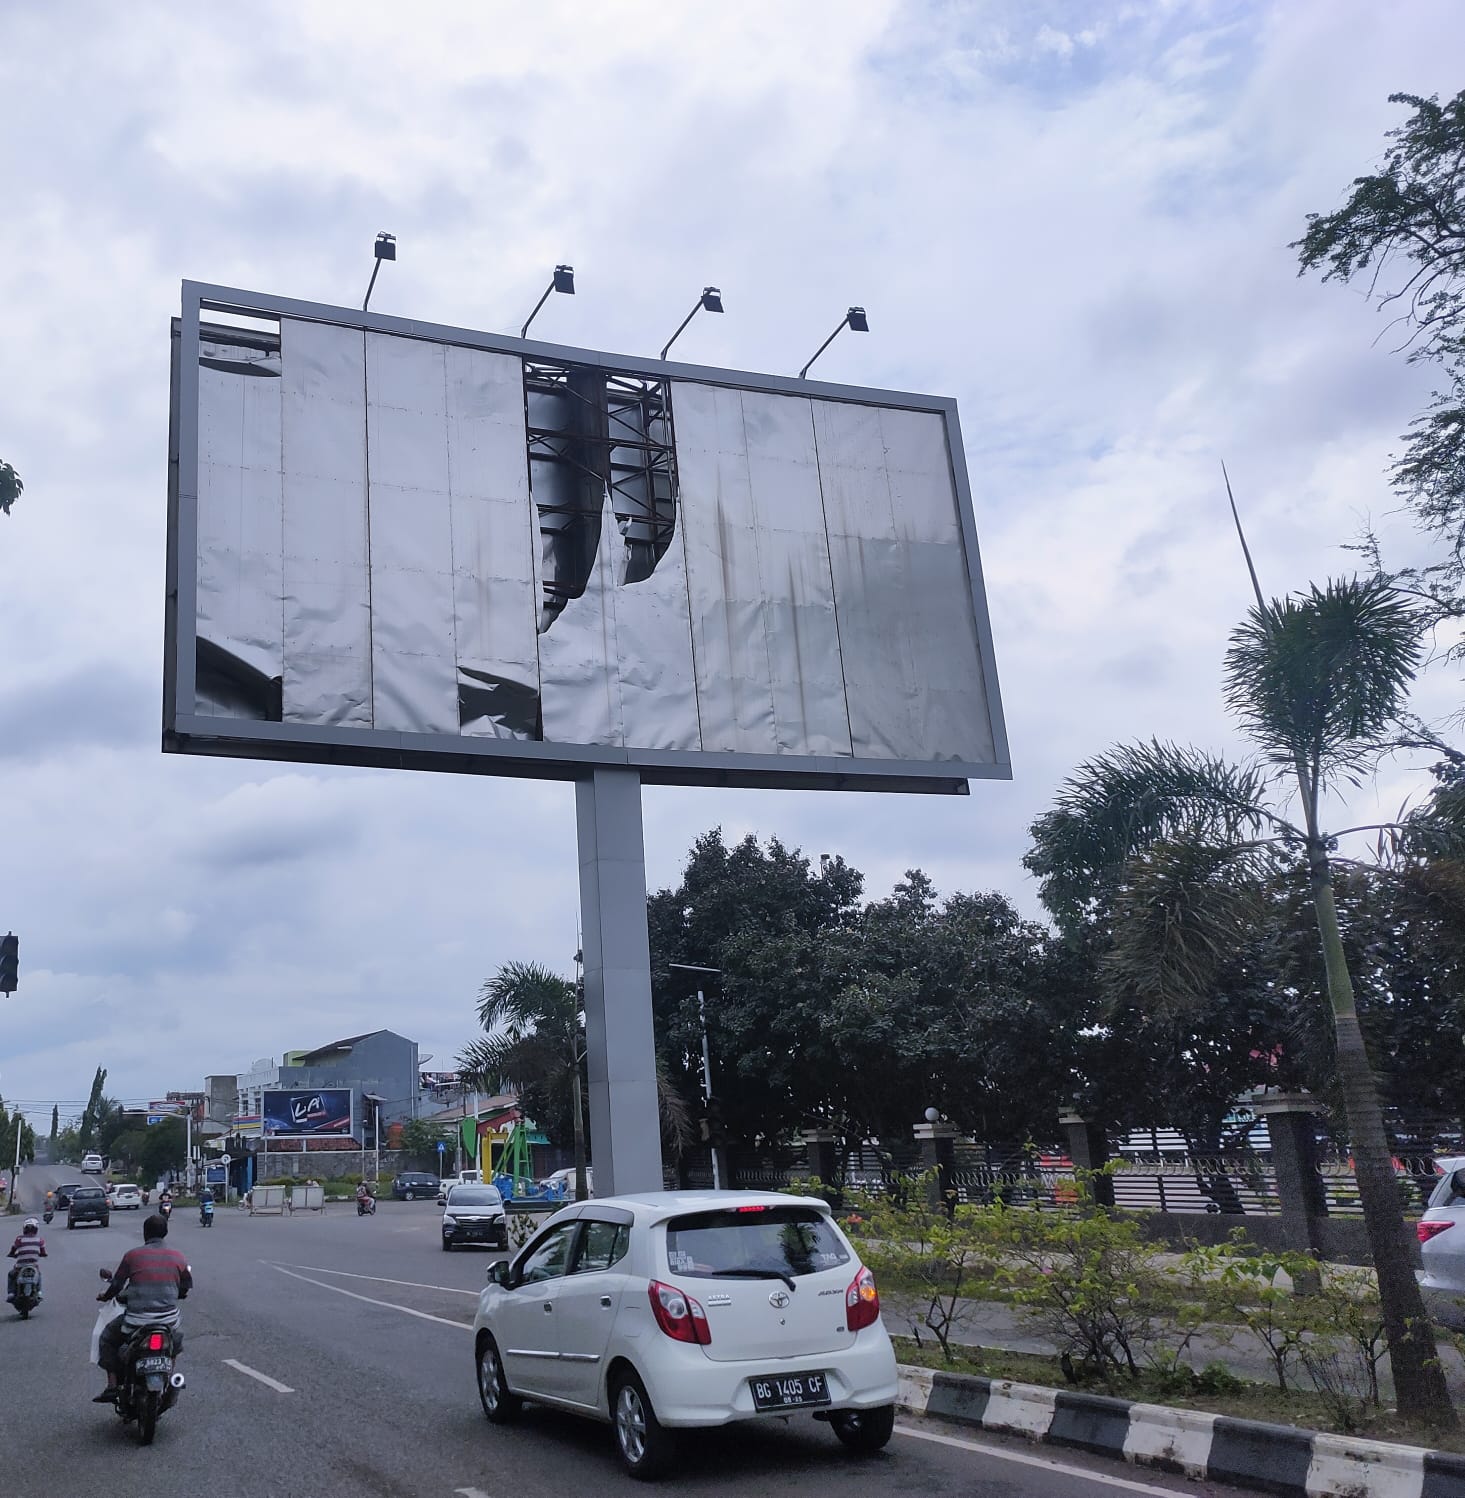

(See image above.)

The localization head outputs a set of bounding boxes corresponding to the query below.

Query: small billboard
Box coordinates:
[261,1088,354,1138]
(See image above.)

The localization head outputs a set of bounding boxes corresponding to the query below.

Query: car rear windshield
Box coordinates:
[665,1206,851,1279]
[73,1188,104,1200]
[449,1188,502,1206]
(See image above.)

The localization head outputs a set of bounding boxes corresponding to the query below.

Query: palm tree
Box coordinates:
[458,961,589,1201]
[1026,574,1457,1426]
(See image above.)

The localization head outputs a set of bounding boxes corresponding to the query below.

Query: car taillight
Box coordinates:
[146,1332,166,1352]
[846,1265,880,1332]
[648,1280,711,1345]
[1418,1220,1454,1244]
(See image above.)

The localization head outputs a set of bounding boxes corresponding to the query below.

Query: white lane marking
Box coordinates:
[268,1262,480,1296]
[271,1265,473,1331]
[455,1490,494,1498]
[895,1423,1194,1496]
[223,1359,295,1394]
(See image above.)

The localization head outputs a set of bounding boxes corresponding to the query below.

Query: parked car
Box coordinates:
[67,1184,110,1229]
[539,1166,593,1200]
[1418,1156,1465,1325]
[470,1190,897,1479]
[391,1172,442,1202]
[112,1184,142,1210]
[442,1184,508,1251]
[81,1153,104,1174]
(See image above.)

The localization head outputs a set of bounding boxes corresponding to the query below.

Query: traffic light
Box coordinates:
[0,933,16,996]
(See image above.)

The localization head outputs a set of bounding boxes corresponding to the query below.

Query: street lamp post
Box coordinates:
[670,963,723,1190]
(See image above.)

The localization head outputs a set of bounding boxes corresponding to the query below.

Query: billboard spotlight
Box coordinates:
[521,264,575,338]
[362,232,397,311]
[660,286,724,360]
[798,305,868,379]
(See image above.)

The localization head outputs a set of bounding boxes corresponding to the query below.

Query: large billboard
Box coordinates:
[165,283,1009,793]
[261,1088,354,1138]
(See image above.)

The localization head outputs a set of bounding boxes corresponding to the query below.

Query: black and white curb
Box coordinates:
[897,1365,1465,1497]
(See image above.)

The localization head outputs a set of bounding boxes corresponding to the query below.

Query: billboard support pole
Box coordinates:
[576,766,663,1196]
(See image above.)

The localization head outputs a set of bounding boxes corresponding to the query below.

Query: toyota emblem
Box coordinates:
[768,1289,791,1309]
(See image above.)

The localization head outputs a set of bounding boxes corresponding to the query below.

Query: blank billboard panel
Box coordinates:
[167,284,1009,792]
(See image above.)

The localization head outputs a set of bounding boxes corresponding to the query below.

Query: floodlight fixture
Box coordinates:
[521,264,576,338]
[362,232,397,311]
[797,305,869,379]
[659,286,724,361]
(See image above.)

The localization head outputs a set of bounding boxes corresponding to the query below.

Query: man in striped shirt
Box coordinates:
[6,1218,47,1300]
[94,1214,192,1402]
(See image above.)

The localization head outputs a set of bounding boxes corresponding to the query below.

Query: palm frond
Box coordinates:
[1105,840,1273,1012]
[1224,578,1422,781]
[1025,740,1282,928]
[477,960,577,1036]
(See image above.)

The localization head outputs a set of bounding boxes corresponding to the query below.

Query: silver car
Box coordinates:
[1418,1156,1465,1325]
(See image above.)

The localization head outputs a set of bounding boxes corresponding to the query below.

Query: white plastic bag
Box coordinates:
[90,1302,122,1366]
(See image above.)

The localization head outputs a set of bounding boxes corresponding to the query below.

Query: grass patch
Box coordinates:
[891,1335,1465,1453]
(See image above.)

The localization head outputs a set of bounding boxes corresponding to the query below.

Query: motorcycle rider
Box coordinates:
[6,1218,47,1302]
[94,1214,191,1403]
[198,1186,214,1223]
[355,1181,374,1214]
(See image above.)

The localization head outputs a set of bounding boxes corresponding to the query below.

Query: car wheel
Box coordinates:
[612,1369,677,1481]
[67,1221,75,1230]
[476,1334,520,1423]
[102,1216,110,1227]
[404,1190,414,1200]
[442,1239,453,1252]
[830,1405,895,1453]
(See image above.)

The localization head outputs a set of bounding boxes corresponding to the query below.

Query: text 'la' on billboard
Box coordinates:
[261,1089,354,1138]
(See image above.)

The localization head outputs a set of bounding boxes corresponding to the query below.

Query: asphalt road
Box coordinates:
[0,1166,1250,1497]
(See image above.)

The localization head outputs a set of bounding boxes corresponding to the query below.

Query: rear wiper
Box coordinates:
[708,1268,796,1293]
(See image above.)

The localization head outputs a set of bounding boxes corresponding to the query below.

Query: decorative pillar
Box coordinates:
[802,1130,840,1189]
[1060,1110,1114,1210]
[913,1120,959,1218]
[1250,1090,1327,1268]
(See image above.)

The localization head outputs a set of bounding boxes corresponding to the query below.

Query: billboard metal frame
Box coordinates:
[166,280,1010,795]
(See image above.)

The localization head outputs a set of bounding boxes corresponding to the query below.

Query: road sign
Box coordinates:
[436,1140,445,1154]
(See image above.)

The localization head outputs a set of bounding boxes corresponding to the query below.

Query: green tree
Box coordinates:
[78,1067,108,1149]
[458,961,589,1200]
[0,460,20,516]
[1025,575,1457,1426]
[48,1105,58,1148]
[139,1118,186,1181]
[398,1117,457,1170]
[1295,90,1465,649]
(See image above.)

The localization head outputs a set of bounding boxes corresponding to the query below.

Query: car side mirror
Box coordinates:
[488,1260,510,1288]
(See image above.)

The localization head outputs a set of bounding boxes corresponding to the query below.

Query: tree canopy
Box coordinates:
[1296,90,1465,651]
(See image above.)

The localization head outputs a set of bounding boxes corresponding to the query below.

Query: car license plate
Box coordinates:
[750,1372,829,1410]
[136,1356,170,1372]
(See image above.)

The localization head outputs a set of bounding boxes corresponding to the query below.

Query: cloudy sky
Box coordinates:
[2,1,1462,1123]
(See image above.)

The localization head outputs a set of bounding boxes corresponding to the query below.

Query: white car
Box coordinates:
[81,1153,104,1174]
[540,1166,593,1200]
[112,1184,143,1209]
[443,1184,509,1251]
[1417,1156,1465,1325]
[471,1190,897,1479]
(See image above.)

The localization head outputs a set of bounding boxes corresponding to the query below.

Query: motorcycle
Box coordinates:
[42,1208,54,1225]
[13,1263,41,1319]
[198,1199,214,1228]
[159,1199,173,1222]
[356,1192,376,1217]
[97,1270,185,1445]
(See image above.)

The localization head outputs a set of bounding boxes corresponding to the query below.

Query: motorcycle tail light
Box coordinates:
[147,1332,166,1352]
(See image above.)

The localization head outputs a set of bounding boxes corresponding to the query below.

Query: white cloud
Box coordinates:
[1,0,1462,1119]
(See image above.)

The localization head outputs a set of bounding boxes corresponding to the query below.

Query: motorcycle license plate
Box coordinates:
[136,1356,171,1372]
